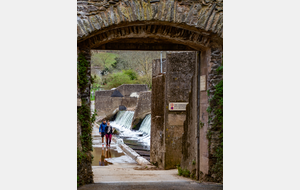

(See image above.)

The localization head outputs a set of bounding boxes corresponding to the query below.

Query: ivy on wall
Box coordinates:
[78,54,90,91]
[77,53,96,187]
[207,64,223,183]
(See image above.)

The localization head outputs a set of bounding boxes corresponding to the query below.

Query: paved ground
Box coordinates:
[88,125,223,190]
[93,164,194,183]
[78,182,223,190]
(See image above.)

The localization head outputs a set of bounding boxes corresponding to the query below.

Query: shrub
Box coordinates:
[177,166,191,177]
[123,69,138,80]
[105,72,133,89]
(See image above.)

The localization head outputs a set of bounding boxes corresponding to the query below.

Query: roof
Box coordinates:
[111,89,124,97]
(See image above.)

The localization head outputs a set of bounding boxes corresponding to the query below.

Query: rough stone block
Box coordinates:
[168,114,186,126]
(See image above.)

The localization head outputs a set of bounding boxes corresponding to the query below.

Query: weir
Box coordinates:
[113,111,135,130]
[110,111,151,161]
[138,114,151,135]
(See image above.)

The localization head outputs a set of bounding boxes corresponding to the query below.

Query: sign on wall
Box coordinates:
[200,75,206,91]
[169,102,188,111]
[77,98,82,107]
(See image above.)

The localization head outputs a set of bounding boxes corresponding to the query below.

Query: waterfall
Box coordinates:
[139,114,151,135]
[114,111,126,124]
[111,111,151,147]
[114,111,134,129]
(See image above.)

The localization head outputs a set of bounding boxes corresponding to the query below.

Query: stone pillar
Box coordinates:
[164,52,196,169]
[199,49,210,177]
[205,46,223,182]
[180,52,199,179]
[151,52,196,170]
[77,46,93,185]
[150,73,166,168]
[78,47,91,105]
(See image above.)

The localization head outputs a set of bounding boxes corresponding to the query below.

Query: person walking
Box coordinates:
[105,121,113,148]
[99,119,107,147]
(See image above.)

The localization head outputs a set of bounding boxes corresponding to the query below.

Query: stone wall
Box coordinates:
[179,47,223,183]
[121,97,138,108]
[181,76,198,179]
[150,73,166,168]
[95,96,122,120]
[116,84,148,97]
[198,49,211,177]
[205,47,223,183]
[77,48,94,186]
[77,0,223,51]
[95,96,138,120]
[150,52,196,170]
[164,52,196,169]
[77,71,82,151]
[95,90,113,97]
[94,85,149,120]
[95,85,148,98]
[132,91,151,129]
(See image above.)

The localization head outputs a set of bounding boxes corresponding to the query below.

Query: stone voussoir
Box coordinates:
[77,0,223,46]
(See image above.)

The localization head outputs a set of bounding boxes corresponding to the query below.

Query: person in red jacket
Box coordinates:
[105,121,113,148]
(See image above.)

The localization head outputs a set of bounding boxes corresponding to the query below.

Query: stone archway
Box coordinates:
[77,0,223,49]
[77,0,223,186]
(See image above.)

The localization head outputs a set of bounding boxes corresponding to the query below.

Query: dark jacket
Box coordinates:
[105,125,113,135]
[99,123,107,133]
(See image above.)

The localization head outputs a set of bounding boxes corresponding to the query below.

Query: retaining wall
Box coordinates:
[131,91,151,129]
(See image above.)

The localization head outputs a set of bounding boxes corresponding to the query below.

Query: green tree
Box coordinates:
[123,69,138,80]
[105,72,133,89]
[91,51,117,74]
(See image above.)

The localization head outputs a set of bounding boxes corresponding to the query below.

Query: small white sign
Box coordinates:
[169,102,188,111]
[200,75,206,91]
[77,98,82,107]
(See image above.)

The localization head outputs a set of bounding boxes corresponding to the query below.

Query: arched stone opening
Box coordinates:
[78,22,222,51]
[77,0,223,186]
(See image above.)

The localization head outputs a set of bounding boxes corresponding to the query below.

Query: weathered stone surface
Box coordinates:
[164,51,196,169]
[77,0,223,48]
[181,75,198,179]
[121,97,137,108]
[204,46,223,183]
[116,84,148,97]
[94,85,149,121]
[77,48,93,186]
[95,96,137,120]
[168,114,186,126]
[132,91,151,129]
[95,90,113,96]
[150,52,196,170]
[151,73,166,168]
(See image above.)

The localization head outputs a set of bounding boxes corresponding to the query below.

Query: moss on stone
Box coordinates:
[77,53,96,187]
[207,66,223,183]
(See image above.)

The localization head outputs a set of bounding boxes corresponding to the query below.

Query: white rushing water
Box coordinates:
[139,114,151,135]
[113,111,134,129]
[110,111,151,146]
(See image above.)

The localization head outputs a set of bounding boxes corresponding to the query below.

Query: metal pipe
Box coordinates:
[160,51,163,73]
